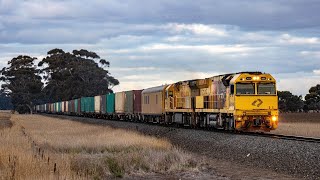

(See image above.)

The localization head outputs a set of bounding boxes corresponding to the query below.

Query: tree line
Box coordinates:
[0,48,119,113]
[0,48,319,113]
[278,85,320,113]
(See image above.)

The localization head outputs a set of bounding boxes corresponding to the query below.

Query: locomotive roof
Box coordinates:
[142,85,167,94]
[175,72,264,83]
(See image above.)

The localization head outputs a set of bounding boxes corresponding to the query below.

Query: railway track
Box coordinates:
[199,127,320,144]
[43,113,320,144]
[237,132,320,143]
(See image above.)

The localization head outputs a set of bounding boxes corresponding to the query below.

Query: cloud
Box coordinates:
[109,43,262,55]
[275,72,320,96]
[166,23,228,36]
[1,0,320,32]
[0,0,320,97]
[17,1,70,19]
[279,34,320,45]
[313,69,320,75]
[300,51,320,58]
[111,67,157,72]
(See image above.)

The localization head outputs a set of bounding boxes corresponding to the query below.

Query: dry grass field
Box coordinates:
[0,114,200,179]
[273,113,320,138]
[0,110,11,123]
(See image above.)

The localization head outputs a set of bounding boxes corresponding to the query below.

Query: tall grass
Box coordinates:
[273,113,320,138]
[273,122,320,138]
[0,111,11,121]
[0,115,199,179]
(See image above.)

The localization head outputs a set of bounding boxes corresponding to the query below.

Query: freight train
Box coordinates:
[35,72,278,132]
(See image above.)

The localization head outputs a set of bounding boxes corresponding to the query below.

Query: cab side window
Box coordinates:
[230,85,234,95]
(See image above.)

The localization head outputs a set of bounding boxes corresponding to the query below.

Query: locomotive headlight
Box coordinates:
[272,116,277,122]
[252,76,260,80]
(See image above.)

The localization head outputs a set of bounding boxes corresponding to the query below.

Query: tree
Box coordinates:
[278,91,304,112]
[305,84,320,112]
[38,48,119,102]
[0,92,13,110]
[0,55,43,113]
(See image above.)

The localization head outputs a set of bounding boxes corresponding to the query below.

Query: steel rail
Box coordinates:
[237,132,320,143]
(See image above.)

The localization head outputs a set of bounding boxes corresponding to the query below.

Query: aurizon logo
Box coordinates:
[252,99,263,107]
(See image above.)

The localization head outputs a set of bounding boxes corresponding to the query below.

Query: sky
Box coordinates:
[0,0,319,96]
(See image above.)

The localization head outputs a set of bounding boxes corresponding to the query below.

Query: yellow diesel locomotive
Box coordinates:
[142,72,278,132]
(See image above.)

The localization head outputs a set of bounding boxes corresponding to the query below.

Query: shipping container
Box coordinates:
[57,102,61,112]
[133,90,143,113]
[75,99,80,114]
[81,97,85,112]
[89,97,95,113]
[69,100,74,113]
[54,103,56,112]
[62,101,65,112]
[46,104,49,112]
[106,93,115,113]
[100,95,107,114]
[124,91,133,113]
[115,92,125,113]
[81,97,95,113]
[73,100,76,113]
[59,102,62,112]
[94,95,101,113]
[123,90,143,114]
[65,101,68,112]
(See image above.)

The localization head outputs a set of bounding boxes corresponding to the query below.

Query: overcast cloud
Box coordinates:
[0,0,319,96]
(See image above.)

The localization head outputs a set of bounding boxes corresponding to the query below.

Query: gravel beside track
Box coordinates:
[44,114,320,179]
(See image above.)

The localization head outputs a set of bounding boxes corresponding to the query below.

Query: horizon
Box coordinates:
[1,0,319,96]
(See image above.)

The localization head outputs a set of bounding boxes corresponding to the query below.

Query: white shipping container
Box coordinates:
[62,101,65,112]
[94,96,101,113]
[115,92,125,113]
[65,101,68,112]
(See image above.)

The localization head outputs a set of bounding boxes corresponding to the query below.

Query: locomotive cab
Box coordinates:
[230,73,278,132]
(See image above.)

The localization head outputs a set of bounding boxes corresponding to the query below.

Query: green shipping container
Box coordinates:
[89,97,95,113]
[81,97,95,113]
[124,91,133,113]
[58,102,62,112]
[106,93,115,113]
[81,97,85,112]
